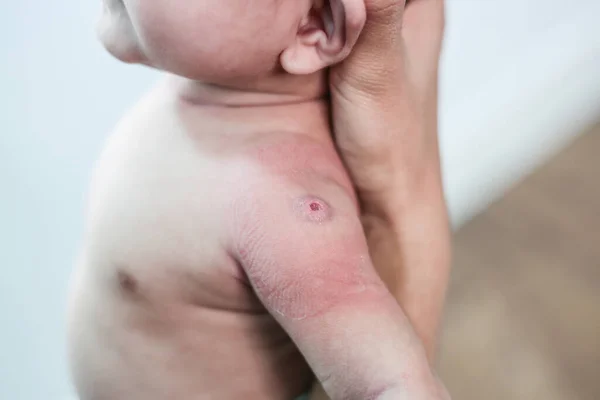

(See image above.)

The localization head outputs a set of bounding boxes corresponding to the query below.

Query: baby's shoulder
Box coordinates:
[226,131,359,229]
[238,132,353,191]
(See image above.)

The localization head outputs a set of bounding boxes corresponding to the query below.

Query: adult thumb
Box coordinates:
[353,0,406,56]
[330,0,407,98]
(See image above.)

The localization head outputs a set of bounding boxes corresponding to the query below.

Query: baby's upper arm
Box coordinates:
[232,182,380,320]
[230,178,435,399]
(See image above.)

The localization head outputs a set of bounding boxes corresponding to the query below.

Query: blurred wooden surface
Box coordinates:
[438,126,600,400]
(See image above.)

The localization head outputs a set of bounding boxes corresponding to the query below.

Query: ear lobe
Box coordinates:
[97,1,147,64]
[281,0,366,75]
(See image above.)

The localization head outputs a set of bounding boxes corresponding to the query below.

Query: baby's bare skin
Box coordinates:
[68,77,338,399]
[69,75,436,400]
[68,1,444,399]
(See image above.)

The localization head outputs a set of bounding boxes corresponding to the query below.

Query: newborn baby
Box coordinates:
[68,1,411,399]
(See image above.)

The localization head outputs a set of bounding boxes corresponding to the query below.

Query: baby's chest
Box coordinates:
[84,132,256,309]
[84,120,244,291]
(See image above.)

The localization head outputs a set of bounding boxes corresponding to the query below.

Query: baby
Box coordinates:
[68,1,411,399]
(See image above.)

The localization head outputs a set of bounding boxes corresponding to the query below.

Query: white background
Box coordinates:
[1,1,600,399]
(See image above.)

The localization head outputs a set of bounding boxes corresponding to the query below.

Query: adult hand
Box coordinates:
[311,0,450,398]
[331,0,450,360]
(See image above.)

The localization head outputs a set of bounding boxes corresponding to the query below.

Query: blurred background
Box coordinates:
[1,1,599,399]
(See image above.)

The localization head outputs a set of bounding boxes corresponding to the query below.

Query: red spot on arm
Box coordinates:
[294,196,332,223]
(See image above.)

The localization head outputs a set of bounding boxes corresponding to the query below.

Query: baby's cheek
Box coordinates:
[237,195,381,321]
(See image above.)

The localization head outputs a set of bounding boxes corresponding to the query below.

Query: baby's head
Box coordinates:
[99,0,366,83]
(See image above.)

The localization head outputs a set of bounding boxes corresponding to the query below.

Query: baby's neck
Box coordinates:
[170,71,329,107]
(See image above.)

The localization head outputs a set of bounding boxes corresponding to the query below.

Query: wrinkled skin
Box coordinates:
[68,1,450,399]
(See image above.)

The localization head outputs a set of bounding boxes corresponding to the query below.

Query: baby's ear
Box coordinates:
[96,1,147,64]
[281,0,366,75]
